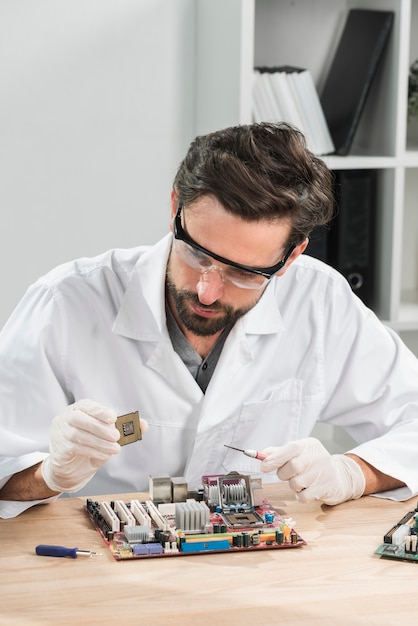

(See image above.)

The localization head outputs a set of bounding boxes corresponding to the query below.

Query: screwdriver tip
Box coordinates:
[224,444,243,452]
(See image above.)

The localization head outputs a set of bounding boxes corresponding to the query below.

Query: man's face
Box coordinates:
[166,195,304,340]
[166,269,258,337]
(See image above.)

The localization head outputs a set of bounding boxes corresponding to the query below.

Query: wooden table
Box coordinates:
[1,484,417,625]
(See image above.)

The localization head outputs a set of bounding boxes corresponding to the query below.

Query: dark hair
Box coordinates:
[173,122,334,246]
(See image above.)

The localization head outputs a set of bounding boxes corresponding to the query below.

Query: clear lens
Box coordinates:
[223,265,267,289]
[174,239,267,290]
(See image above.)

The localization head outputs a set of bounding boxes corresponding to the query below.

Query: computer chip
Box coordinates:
[115,411,142,446]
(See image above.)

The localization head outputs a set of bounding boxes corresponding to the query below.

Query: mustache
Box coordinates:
[181,290,228,312]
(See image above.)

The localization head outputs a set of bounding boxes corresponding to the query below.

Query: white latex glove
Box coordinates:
[259,437,366,506]
[41,399,122,493]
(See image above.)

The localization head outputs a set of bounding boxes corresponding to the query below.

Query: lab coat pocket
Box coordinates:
[222,379,302,474]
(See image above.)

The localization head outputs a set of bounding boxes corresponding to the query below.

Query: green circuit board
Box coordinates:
[375,502,418,562]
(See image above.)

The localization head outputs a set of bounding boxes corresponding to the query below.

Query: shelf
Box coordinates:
[387,306,418,332]
[387,293,418,330]
[402,150,418,166]
[323,155,397,170]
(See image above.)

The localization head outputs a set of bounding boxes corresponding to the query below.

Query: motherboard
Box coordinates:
[86,471,306,560]
[375,501,418,562]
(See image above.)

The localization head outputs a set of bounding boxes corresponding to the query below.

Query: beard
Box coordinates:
[166,272,260,337]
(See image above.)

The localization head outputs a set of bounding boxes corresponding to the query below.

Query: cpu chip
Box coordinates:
[116,411,142,446]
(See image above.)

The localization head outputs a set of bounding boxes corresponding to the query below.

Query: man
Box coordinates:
[0,122,416,519]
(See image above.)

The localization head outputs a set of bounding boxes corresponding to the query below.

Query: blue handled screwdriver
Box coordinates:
[224,444,267,460]
[35,544,102,558]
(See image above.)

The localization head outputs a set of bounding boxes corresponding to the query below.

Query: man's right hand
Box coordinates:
[41,399,122,493]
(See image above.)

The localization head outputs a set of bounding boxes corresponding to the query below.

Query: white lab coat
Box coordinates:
[1,234,418,518]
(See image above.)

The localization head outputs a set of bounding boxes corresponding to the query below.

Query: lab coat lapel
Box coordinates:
[243,281,285,335]
[210,282,285,383]
[112,234,171,342]
[198,283,285,421]
[112,235,202,398]
[146,337,202,401]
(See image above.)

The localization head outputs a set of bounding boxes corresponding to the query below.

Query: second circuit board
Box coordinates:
[375,502,418,563]
[86,472,306,560]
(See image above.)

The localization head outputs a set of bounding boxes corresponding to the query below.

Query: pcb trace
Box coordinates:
[86,471,306,560]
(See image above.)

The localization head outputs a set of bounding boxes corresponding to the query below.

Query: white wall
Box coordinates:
[0,0,196,328]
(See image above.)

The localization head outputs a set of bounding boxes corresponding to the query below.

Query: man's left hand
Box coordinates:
[259,437,366,505]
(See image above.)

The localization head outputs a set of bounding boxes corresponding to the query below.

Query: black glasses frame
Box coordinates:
[173,205,295,279]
